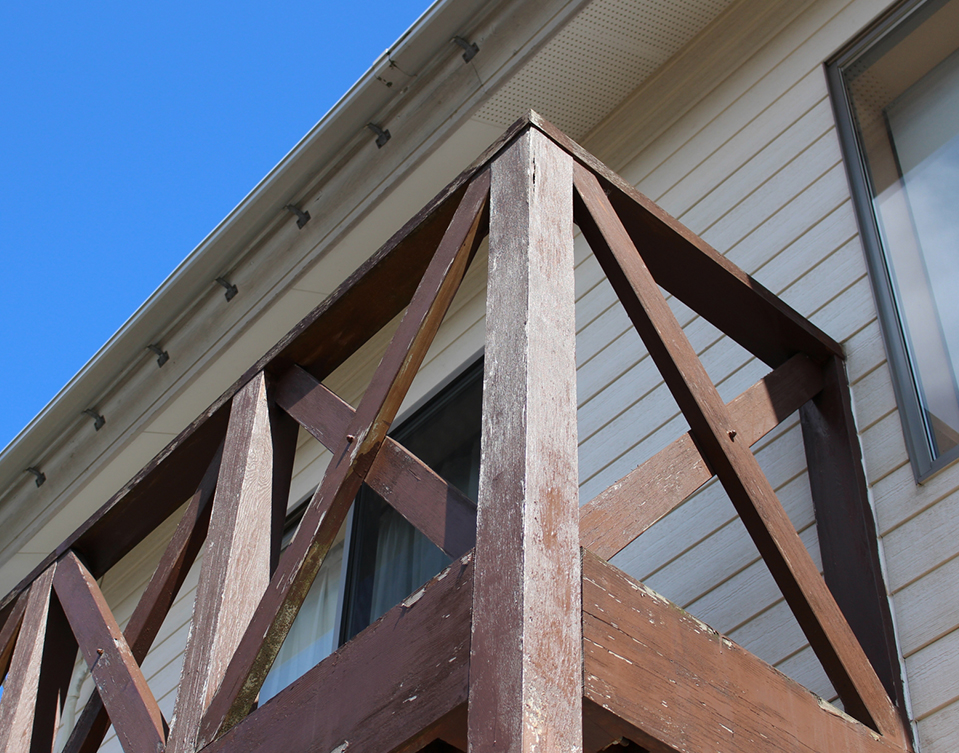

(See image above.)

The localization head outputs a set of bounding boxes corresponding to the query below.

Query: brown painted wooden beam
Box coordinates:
[581,353,823,559]
[54,551,166,753]
[199,171,490,745]
[531,112,840,369]
[0,118,524,623]
[63,442,223,753]
[275,365,476,558]
[200,554,473,753]
[0,589,28,685]
[800,356,911,739]
[167,372,287,753]
[468,127,582,751]
[0,566,57,753]
[573,162,906,745]
[582,550,906,753]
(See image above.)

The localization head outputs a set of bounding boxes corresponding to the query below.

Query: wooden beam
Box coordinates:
[199,170,490,745]
[0,117,526,621]
[201,554,473,753]
[0,589,28,684]
[0,566,57,753]
[167,372,284,753]
[54,551,166,753]
[582,550,906,753]
[573,163,905,744]
[800,356,911,737]
[31,587,77,753]
[275,365,476,558]
[581,353,823,559]
[533,112,841,368]
[468,128,582,751]
[63,442,223,753]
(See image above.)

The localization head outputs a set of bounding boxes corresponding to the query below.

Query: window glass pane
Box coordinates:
[341,361,483,642]
[260,533,345,704]
[841,0,959,458]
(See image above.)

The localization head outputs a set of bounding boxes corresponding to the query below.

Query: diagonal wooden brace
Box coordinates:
[54,551,167,753]
[63,441,224,753]
[198,169,490,746]
[580,353,824,559]
[274,365,476,559]
[573,162,907,746]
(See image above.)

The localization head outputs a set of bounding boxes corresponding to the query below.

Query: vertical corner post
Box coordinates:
[167,371,289,753]
[468,127,582,752]
[800,356,910,735]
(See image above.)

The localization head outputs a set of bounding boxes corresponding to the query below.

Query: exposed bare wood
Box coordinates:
[200,170,490,745]
[469,128,582,752]
[54,551,166,753]
[167,372,283,753]
[801,356,912,741]
[533,112,840,368]
[581,353,823,559]
[0,566,56,753]
[63,441,222,753]
[0,589,28,684]
[201,555,473,753]
[275,365,476,558]
[31,590,77,753]
[573,162,905,744]
[582,551,906,753]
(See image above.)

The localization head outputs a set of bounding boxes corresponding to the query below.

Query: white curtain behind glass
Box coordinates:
[259,539,344,704]
[369,506,450,623]
[884,48,959,447]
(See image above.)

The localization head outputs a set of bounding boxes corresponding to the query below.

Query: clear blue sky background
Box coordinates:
[0,1,431,451]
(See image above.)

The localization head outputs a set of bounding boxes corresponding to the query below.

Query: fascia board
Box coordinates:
[0,0,486,493]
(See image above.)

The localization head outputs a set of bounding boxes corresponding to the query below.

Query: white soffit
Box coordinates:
[474,0,733,140]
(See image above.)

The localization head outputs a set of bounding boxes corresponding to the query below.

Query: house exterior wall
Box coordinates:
[5,0,956,751]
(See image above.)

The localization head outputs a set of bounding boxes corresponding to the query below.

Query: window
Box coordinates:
[260,359,483,702]
[829,0,959,478]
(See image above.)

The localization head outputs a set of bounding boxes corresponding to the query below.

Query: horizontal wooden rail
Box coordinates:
[580,353,823,559]
[202,554,473,753]
[582,551,904,753]
[274,366,476,559]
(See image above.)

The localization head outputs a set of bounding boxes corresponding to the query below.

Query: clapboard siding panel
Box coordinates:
[918,699,959,753]
[884,490,959,594]
[906,627,959,721]
[895,554,959,658]
[612,419,809,582]
[687,506,819,633]
[875,462,959,538]
[777,645,837,705]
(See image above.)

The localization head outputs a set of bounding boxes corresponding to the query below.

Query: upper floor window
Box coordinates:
[260,359,482,702]
[828,0,959,478]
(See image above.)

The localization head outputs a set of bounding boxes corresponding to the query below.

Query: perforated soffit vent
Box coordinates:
[475,0,733,140]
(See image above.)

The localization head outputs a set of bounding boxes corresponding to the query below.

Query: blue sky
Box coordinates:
[0,1,432,451]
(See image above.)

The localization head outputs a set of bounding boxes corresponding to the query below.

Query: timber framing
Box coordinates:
[0,114,912,753]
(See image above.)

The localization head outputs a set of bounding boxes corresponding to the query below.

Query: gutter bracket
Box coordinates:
[367,123,391,148]
[215,276,239,301]
[147,344,169,368]
[25,467,46,487]
[284,204,311,229]
[452,36,479,63]
[82,409,106,431]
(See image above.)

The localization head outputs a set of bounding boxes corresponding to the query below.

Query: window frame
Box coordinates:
[826,0,959,481]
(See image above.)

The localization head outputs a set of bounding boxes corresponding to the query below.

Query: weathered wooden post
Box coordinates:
[469,126,582,752]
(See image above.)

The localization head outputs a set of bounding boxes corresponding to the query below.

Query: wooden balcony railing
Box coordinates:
[0,114,912,753]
